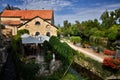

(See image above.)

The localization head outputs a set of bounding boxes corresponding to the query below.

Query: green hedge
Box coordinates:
[70,36,82,44]
[49,36,75,65]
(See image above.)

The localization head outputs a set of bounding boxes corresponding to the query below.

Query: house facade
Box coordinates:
[0,10,57,36]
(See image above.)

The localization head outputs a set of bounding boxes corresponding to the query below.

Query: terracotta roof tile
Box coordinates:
[1,10,53,19]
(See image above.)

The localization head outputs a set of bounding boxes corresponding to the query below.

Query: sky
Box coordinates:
[0,0,120,26]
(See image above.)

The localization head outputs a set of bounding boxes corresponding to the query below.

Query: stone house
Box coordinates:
[0,10,57,36]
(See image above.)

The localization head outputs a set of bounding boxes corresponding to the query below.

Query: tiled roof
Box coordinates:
[1,10,53,19]
[2,21,21,26]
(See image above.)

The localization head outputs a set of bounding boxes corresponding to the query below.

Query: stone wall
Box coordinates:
[18,17,57,36]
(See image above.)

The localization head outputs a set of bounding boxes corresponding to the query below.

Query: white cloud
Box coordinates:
[1,3,7,7]
[15,0,120,26]
[16,0,71,11]
[55,3,120,26]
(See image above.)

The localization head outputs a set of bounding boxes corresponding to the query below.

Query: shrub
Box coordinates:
[0,24,5,29]
[20,62,39,80]
[103,49,116,55]
[17,29,29,36]
[103,58,120,70]
[70,36,82,44]
[49,36,75,65]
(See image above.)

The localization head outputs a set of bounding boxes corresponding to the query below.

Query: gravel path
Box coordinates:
[66,42,104,63]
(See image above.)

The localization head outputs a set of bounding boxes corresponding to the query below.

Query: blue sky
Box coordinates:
[0,0,120,26]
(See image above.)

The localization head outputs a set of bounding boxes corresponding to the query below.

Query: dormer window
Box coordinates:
[35,21,40,26]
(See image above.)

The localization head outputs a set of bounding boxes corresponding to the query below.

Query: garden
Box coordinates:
[57,8,120,79]
[8,29,81,80]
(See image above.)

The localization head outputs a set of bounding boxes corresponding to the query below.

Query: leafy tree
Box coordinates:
[107,25,119,41]
[69,25,81,36]
[17,29,29,36]
[81,19,100,39]
[75,20,85,34]
[57,24,61,28]
[63,20,71,28]
[100,8,120,28]
[93,30,105,37]
[93,19,100,28]
[100,10,110,28]
[89,28,98,35]
[115,8,120,24]
[4,4,21,10]
[70,36,82,44]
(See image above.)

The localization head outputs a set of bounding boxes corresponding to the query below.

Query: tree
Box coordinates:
[4,4,21,10]
[107,25,119,41]
[115,8,120,24]
[63,20,71,28]
[57,24,61,28]
[93,19,100,28]
[17,29,29,36]
[100,8,120,28]
[100,10,110,28]
[69,25,81,36]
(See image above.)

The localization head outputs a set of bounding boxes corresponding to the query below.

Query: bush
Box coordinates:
[76,52,111,78]
[103,58,120,70]
[70,36,82,44]
[61,72,79,80]
[103,49,116,55]
[0,24,5,29]
[20,62,39,80]
[49,36,75,65]
[17,29,29,36]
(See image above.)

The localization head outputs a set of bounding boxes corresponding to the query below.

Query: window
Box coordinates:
[35,32,40,36]
[35,21,40,26]
[46,25,50,29]
[46,32,50,37]
[46,25,51,31]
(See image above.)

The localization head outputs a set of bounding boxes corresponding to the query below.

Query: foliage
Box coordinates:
[4,4,21,10]
[63,20,71,28]
[58,8,120,50]
[57,28,63,37]
[100,8,120,28]
[70,36,82,44]
[103,49,116,55]
[20,62,39,80]
[60,20,83,37]
[11,34,22,55]
[0,24,5,29]
[107,25,120,40]
[76,52,112,78]
[49,36,75,65]
[103,58,120,70]
[61,72,79,80]
[92,30,105,37]
[9,32,40,80]
[17,29,29,36]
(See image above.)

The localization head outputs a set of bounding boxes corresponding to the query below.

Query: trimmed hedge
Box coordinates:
[70,36,82,44]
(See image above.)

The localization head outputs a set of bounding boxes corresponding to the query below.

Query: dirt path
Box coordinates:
[66,42,106,63]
